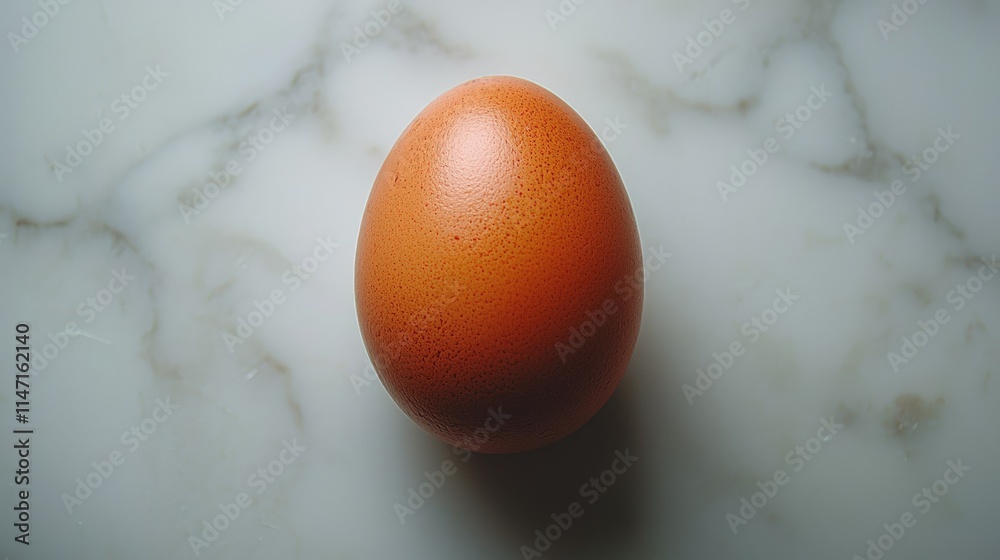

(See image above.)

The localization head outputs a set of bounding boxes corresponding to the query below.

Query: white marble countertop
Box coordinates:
[1,1,998,559]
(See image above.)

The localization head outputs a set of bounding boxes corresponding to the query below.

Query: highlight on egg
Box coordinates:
[355,76,643,454]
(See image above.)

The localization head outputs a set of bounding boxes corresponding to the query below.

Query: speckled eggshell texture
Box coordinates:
[355,75,643,454]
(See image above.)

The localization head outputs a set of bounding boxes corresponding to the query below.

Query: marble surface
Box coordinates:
[1,0,998,558]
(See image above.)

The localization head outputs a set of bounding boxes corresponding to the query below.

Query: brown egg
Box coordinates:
[355,76,643,454]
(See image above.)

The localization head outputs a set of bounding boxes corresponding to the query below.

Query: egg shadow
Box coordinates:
[455,360,651,559]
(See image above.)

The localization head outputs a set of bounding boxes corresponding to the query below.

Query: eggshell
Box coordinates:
[355,76,642,453]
